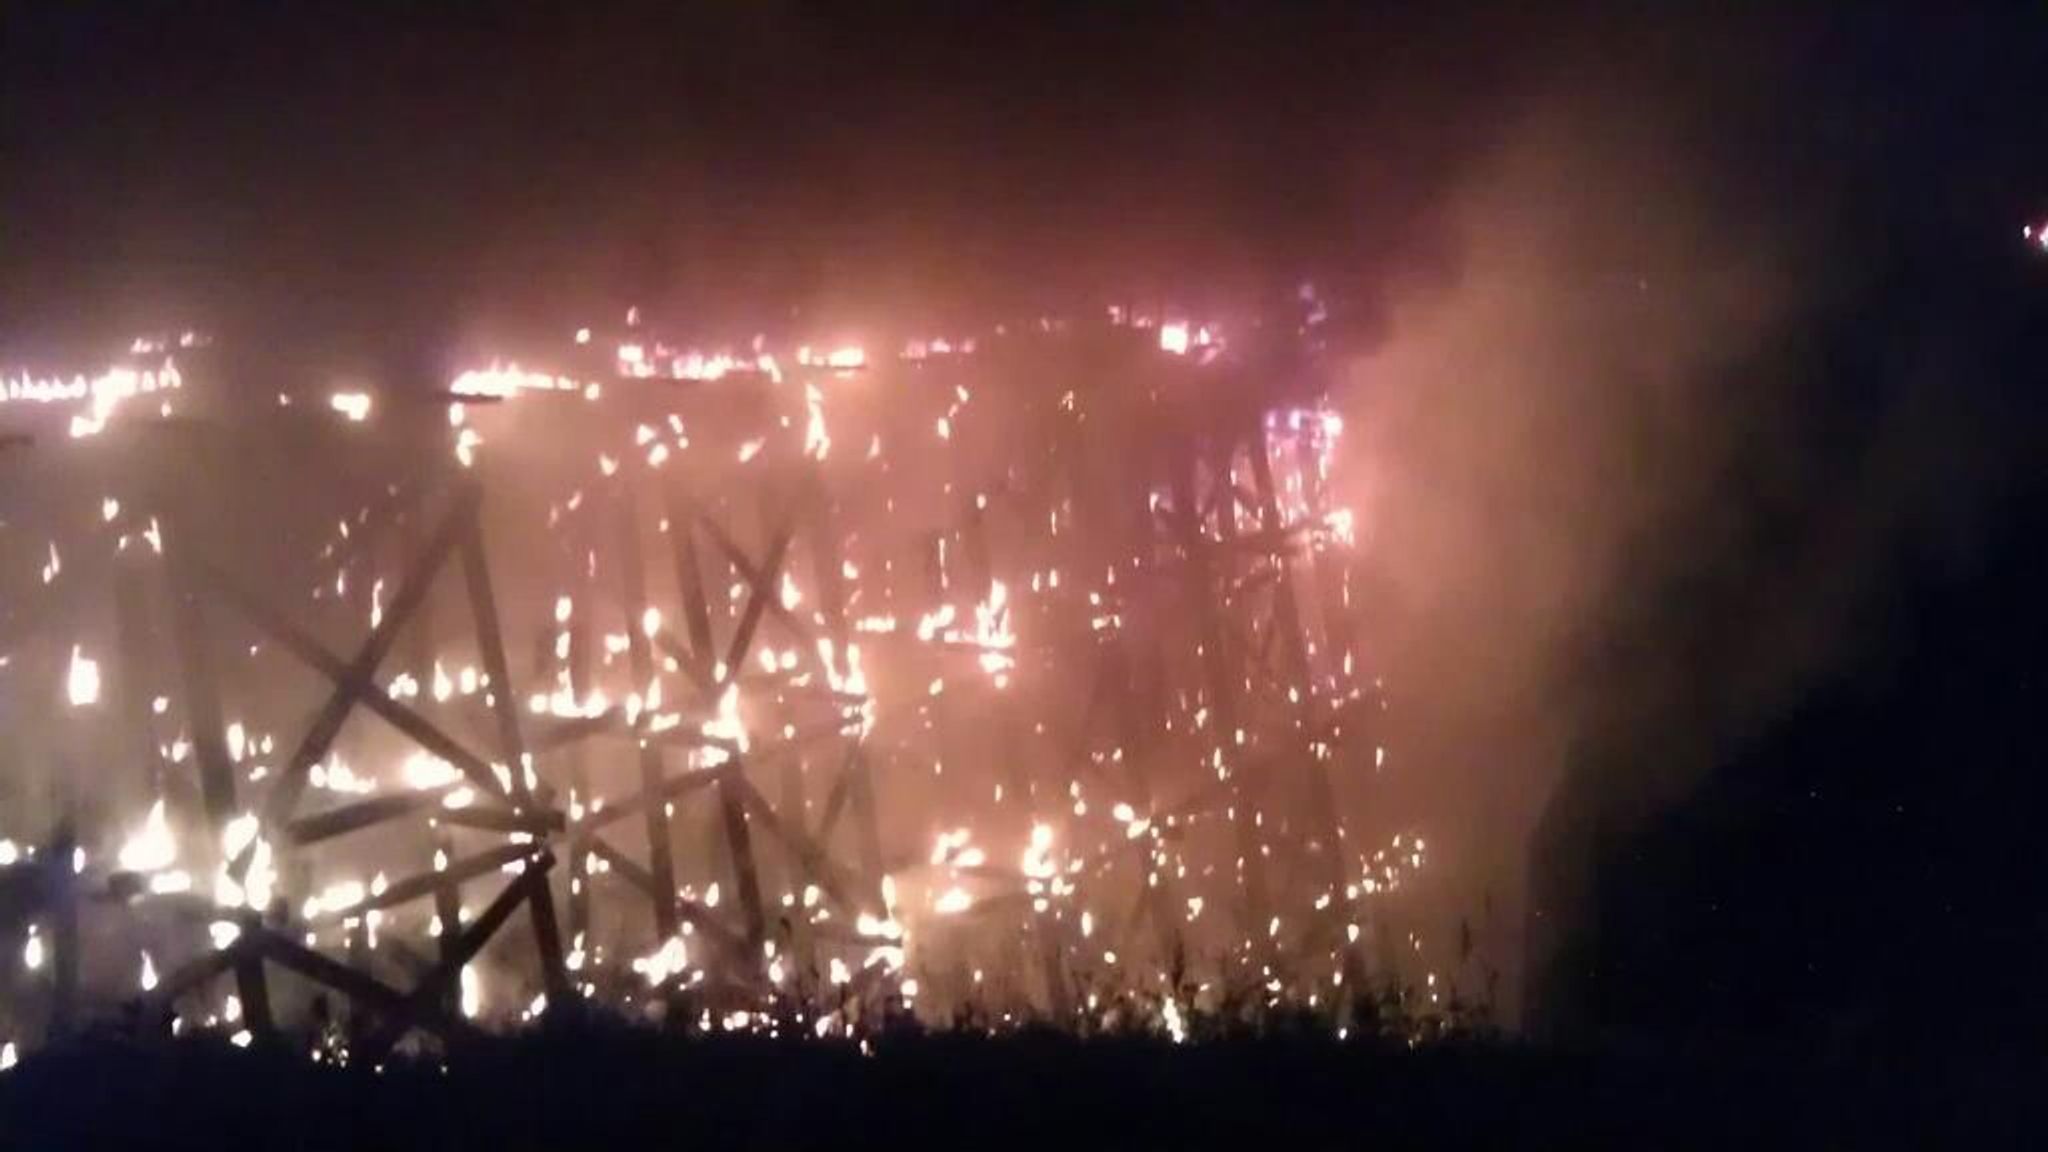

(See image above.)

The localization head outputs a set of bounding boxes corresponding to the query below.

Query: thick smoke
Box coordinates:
[1335,88,1798,1016]
[1338,11,2043,1021]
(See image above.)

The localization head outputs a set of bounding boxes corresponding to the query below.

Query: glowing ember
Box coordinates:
[118,799,178,873]
[66,645,100,707]
[329,391,373,422]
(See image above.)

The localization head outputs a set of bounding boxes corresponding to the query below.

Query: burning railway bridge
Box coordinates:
[0,311,1431,1062]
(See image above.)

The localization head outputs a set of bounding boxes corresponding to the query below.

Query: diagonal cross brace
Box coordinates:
[262,485,480,828]
[204,562,513,817]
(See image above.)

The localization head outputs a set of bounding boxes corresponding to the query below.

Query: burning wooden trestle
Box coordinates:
[0,316,1426,1057]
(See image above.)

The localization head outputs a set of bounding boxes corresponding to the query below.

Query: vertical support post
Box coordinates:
[1292,423,1356,680]
[460,491,570,1004]
[565,529,595,945]
[667,494,732,904]
[46,820,78,1040]
[400,485,439,702]
[1033,909,1074,1024]
[1249,420,1363,990]
[616,481,680,942]
[1106,640,1185,974]
[163,526,275,1042]
[1168,434,1269,951]
[433,830,463,1018]
[847,747,885,908]
[799,467,885,909]
[527,851,574,1012]
[771,481,809,902]
[1247,425,1314,693]
[111,553,164,803]
[962,498,1031,808]
[717,756,769,964]
[664,491,718,685]
[707,488,783,967]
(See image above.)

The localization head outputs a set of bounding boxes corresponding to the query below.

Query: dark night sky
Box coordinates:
[6,4,2042,350]
[3,2,1555,356]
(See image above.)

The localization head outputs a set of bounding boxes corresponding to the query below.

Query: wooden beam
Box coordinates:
[250,926,407,1015]
[141,944,241,1022]
[162,531,274,1040]
[1169,436,1269,942]
[700,513,819,654]
[577,835,743,958]
[202,564,511,805]
[432,830,462,1019]
[459,505,530,803]
[459,498,570,1002]
[567,763,727,838]
[564,549,595,944]
[664,491,718,686]
[47,825,79,1038]
[262,486,478,828]
[434,805,564,838]
[617,482,679,940]
[111,554,165,800]
[285,791,443,846]
[726,774,857,913]
[1248,420,1362,989]
[716,516,797,680]
[165,546,241,833]
[714,759,768,961]
[315,842,533,921]
[811,742,861,845]
[352,855,551,1061]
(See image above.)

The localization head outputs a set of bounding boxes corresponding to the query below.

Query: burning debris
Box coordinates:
[0,303,1449,1060]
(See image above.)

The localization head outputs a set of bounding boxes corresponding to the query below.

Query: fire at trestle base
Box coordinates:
[0,303,1448,1064]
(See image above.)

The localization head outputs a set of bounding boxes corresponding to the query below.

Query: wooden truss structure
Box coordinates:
[0,328,1389,1050]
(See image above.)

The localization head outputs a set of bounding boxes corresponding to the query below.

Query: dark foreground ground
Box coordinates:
[0,1020,2029,1150]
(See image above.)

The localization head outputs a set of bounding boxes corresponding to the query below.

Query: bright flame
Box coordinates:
[1021,823,1057,880]
[972,580,1017,682]
[803,383,831,460]
[449,362,586,400]
[631,936,690,986]
[703,684,749,758]
[66,645,100,706]
[328,391,373,422]
[118,799,178,873]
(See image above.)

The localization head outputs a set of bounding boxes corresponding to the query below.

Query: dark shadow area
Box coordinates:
[1525,98,2048,1147]
[2,1017,2021,1151]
